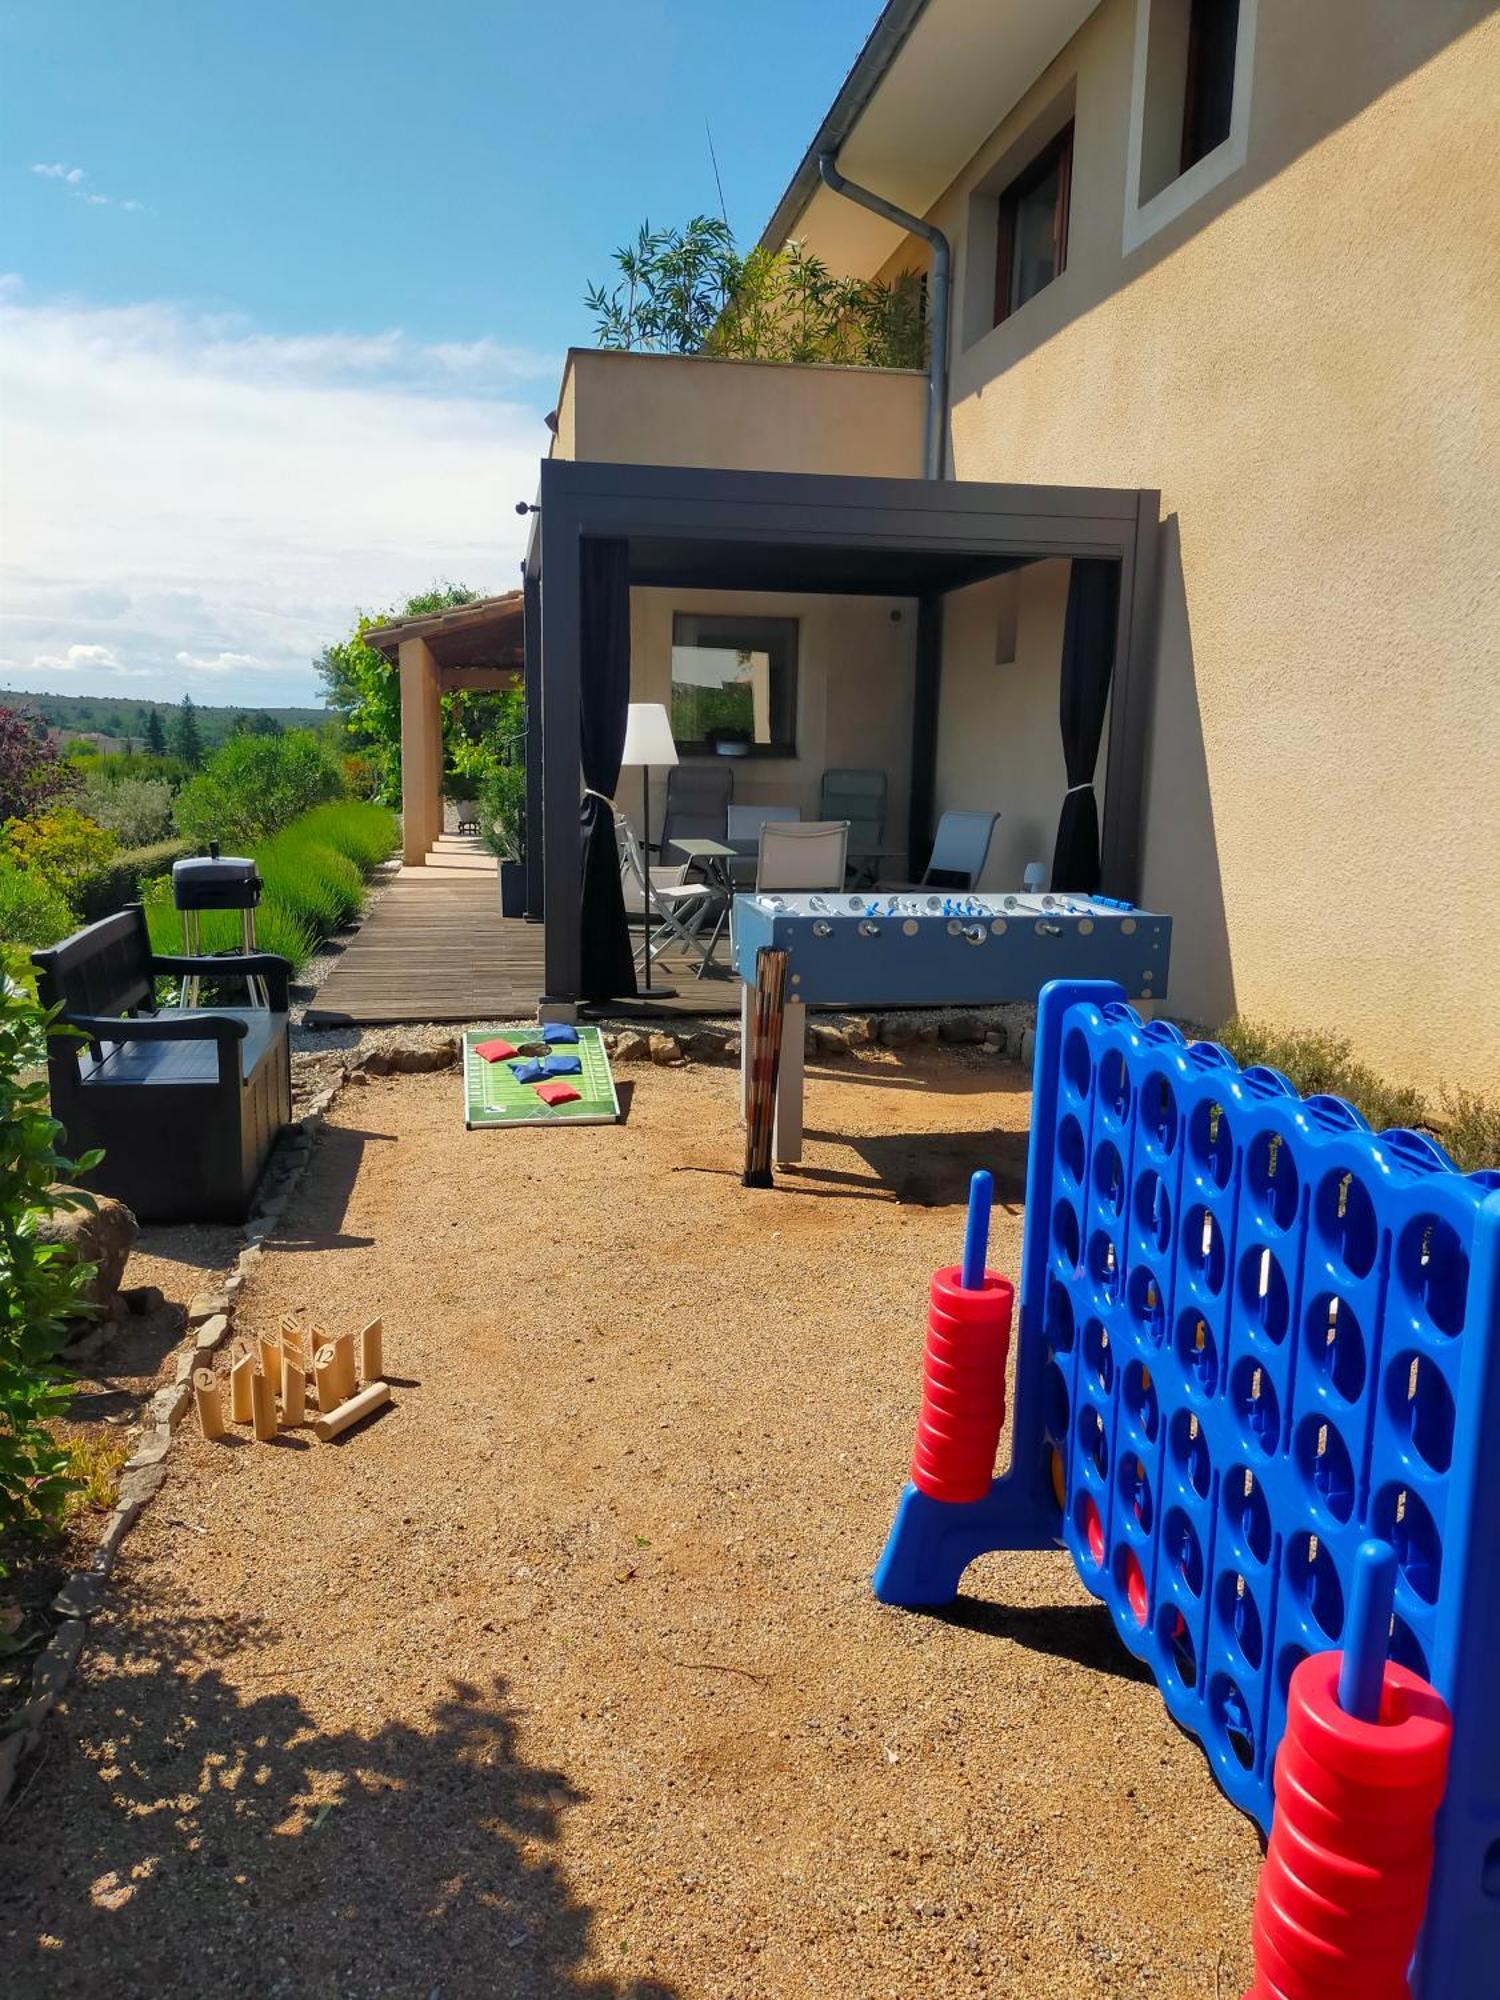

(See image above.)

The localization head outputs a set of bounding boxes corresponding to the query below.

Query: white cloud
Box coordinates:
[27,162,147,212]
[173,650,262,675]
[0,280,557,704]
[31,643,125,672]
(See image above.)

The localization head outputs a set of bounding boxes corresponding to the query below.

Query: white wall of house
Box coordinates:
[932,557,1081,892]
[622,588,919,850]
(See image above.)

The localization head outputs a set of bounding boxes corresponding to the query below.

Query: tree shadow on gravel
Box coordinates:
[4,1596,675,2000]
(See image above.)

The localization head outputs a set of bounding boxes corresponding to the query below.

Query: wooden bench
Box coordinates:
[32,905,294,1223]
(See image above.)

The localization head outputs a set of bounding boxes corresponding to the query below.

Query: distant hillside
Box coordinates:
[0,689,328,749]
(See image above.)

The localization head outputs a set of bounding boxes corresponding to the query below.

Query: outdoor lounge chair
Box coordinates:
[819,768,886,851]
[660,763,733,854]
[615,814,718,974]
[726,802,800,885]
[755,819,850,892]
[726,802,801,843]
[31,904,293,1224]
[882,809,999,893]
[921,810,998,888]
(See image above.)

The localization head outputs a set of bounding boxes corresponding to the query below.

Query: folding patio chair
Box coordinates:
[615,814,718,975]
[755,819,850,893]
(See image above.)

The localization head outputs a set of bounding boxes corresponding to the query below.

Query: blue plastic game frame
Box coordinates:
[874,980,1500,1998]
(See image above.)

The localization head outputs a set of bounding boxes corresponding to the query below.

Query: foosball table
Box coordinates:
[731,889,1172,1165]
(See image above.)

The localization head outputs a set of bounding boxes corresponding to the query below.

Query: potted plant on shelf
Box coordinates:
[479,763,527,916]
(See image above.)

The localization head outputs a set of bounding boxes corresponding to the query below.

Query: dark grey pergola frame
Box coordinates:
[524,458,1160,1008]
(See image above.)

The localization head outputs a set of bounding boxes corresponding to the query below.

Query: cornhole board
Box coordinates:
[462,1025,619,1130]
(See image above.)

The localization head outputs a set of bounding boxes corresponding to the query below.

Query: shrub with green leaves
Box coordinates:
[73,837,192,925]
[80,776,175,847]
[586,216,929,368]
[316,583,479,803]
[68,750,189,792]
[0,980,101,1571]
[0,856,74,951]
[1215,1015,1498,1175]
[257,835,362,935]
[1439,1088,1500,1176]
[292,801,400,873]
[478,763,526,861]
[1,808,116,898]
[173,731,344,848]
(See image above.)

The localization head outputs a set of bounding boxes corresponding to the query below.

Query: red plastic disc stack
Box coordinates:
[909,1265,1014,1504]
[1247,1652,1452,1999]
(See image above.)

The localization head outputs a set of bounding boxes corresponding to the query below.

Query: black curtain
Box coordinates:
[1050,558,1121,894]
[578,538,638,1001]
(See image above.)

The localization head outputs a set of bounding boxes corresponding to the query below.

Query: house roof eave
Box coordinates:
[758,0,1101,275]
[363,591,525,664]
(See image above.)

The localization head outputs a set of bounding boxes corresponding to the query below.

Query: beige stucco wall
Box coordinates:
[555,349,926,478]
[934,558,1086,891]
[620,588,918,849]
[867,0,1500,1094]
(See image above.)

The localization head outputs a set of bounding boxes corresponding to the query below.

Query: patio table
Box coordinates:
[723,839,898,879]
[674,839,905,958]
[845,844,901,888]
[668,837,740,970]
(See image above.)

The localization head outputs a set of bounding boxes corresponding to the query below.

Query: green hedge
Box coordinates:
[173,732,344,848]
[294,801,399,872]
[74,837,191,924]
[143,802,397,976]
[0,857,74,952]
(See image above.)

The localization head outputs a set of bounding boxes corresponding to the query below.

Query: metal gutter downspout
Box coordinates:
[817,151,950,481]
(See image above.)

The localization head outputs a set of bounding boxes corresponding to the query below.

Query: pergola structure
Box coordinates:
[525,458,1161,1014]
[365,591,524,864]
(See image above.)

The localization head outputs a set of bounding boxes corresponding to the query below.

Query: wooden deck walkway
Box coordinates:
[304,835,739,1027]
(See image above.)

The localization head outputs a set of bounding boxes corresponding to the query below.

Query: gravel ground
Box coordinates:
[2,1053,1260,1998]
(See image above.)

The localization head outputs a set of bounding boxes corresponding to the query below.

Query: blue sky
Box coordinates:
[0,0,876,705]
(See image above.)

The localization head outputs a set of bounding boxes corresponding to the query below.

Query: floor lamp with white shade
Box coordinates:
[619,701,678,996]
